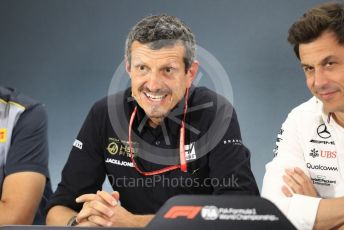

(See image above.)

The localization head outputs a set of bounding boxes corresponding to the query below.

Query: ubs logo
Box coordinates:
[309,148,319,158]
[309,148,336,158]
[317,124,331,139]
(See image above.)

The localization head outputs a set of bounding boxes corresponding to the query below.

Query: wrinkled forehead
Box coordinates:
[130,38,185,53]
[146,39,184,50]
[130,41,185,64]
[299,31,344,64]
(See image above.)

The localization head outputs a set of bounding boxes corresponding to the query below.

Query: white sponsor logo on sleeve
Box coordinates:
[73,139,83,150]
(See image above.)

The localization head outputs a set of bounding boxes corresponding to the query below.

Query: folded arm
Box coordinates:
[0,172,45,225]
[283,167,344,230]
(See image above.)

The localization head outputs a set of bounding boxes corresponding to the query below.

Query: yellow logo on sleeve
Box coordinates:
[0,128,7,143]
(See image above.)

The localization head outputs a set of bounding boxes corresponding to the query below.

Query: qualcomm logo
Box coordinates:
[307,163,338,171]
[201,206,219,220]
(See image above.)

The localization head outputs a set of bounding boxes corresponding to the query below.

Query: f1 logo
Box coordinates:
[164,206,202,219]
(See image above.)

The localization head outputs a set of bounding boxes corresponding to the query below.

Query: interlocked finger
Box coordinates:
[88,214,113,227]
[77,200,114,223]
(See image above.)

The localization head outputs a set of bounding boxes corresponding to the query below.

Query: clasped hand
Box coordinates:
[73,190,136,227]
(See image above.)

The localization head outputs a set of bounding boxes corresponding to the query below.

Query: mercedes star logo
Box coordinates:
[317,124,331,139]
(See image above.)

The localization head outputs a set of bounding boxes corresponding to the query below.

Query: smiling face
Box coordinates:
[126,41,198,127]
[299,31,344,113]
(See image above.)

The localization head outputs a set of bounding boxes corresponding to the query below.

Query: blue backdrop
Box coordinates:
[1,0,329,191]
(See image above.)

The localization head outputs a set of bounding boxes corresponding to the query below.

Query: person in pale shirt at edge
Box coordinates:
[262,2,344,230]
[0,86,52,225]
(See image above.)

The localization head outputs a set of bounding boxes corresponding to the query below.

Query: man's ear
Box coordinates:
[186,60,199,88]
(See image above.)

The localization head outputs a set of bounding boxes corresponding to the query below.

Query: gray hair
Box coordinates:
[125,15,196,72]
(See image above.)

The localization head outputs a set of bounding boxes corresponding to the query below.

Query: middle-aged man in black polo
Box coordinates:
[46,14,259,227]
[262,2,344,230]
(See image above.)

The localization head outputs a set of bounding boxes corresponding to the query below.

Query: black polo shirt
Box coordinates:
[47,86,259,215]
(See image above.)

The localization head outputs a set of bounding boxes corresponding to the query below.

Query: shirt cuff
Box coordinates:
[288,194,321,230]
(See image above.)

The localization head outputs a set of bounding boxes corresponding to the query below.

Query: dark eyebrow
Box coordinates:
[133,62,146,68]
[300,55,337,68]
[159,62,179,69]
[320,55,335,66]
[300,63,312,69]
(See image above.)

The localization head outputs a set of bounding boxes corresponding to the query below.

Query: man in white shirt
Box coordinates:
[262,2,344,230]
